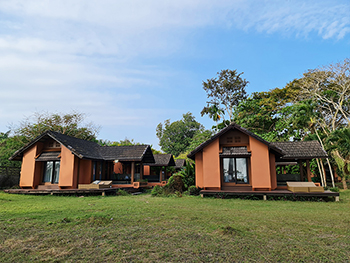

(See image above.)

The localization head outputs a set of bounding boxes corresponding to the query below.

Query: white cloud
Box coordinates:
[226,0,350,40]
[0,0,349,147]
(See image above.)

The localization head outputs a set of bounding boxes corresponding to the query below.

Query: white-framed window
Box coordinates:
[222,157,249,184]
[43,161,60,184]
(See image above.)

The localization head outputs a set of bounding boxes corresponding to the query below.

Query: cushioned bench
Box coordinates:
[78,180,112,189]
[287,182,324,193]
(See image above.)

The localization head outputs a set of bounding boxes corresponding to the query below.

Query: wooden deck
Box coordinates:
[200,189,340,201]
[3,188,118,196]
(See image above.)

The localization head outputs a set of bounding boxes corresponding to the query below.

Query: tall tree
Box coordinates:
[156,112,205,156]
[326,128,350,189]
[1,111,100,167]
[233,84,300,141]
[0,131,10,143]
[98,138,142,146]
[14,111,100,142]
[0,134,25,167]
[298,58,350,133]
[202,69,248,123]
[200,104,224,131]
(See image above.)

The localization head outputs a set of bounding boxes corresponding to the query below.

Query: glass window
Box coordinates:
[222,158,248,184]
[43,161,53,182]
[42,161,60,184]
[53,161,60,184]
[223,158,236,183]
[236,158,248,183]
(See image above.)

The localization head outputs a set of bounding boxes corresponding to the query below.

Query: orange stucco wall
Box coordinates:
[269,152,277,190]
[195,152,203,188]
[19,142,44,188]
[202,138,221,189]
[19,140,96,189]
[193,129,276,191]
[249,136,271,190]
[144,165,150,176]
[59,146,77,187]
[78,159,92,184]
[114,162,123,174]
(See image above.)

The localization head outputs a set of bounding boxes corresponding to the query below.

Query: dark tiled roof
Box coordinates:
[99,145,155,162]
[271,141,328,159]
[35,151,60,161]
[175,159,186,169]
[220,146,251,157]
[187,123,283,159]
[144,154,175,166]
[48,131,102,159]
[10,131,155,163]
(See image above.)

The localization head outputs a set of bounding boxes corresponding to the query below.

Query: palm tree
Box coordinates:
[201,104,224,131]
[326,128,350,189]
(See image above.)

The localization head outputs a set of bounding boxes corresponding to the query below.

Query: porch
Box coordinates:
[4,188,118,196]
[200,189,340,201]
[87,160,167,188]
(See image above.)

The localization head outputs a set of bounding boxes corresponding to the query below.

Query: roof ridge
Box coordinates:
[187,123,283,159]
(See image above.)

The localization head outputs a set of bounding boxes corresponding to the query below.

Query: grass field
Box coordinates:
[1,191,350,262]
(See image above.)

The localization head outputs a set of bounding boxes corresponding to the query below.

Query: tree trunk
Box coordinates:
[320,160,327,187]
[326,158,335,188]
[316,158,325,186]
[342,177,348,190]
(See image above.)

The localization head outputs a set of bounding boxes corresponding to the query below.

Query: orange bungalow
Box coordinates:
[9,131,155,190]
[187,123,331,195]
[143,154,175,186]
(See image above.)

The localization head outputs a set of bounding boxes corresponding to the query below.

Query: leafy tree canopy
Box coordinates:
[297,58,350,133]
[1,111,100,167]
[326,128,350,189]
[0,135,25,167]
[98,137,162,154]
[13,111,100,142]
[233,83,300,141]
[98,137,142,146]
[156,112,211,157]
[201,69,248,123]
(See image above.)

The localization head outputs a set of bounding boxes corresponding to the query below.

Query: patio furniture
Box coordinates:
[287,182,324,193]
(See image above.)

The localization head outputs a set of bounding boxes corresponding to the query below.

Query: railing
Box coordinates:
[0,166,21,187]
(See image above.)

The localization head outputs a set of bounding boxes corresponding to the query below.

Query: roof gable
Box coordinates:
[187,123,283,159]
[10,131,155,163]
[175,159,186,169]
[144,154,175,166]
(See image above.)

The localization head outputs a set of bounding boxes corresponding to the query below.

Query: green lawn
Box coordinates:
[1,191,350,262]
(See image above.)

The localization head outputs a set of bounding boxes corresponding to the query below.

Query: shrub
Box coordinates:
[188,185,202,196]
[151,185,163,196]
[151,174,186,197]
[176,161,195,188]
[167,174,186,193]
[116,189,129,196]
[330,187,340,192]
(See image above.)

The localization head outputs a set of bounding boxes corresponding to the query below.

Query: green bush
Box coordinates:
[151,185,163,196]
[116,189,129,196]
[176,161,195,188]
[151,174,186,197]
[167,174,186,193]
[330,187,340,192]
[188,185,202,196]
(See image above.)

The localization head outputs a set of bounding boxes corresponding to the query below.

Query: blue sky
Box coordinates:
[0,0,349,149]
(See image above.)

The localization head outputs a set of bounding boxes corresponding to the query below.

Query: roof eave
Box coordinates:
[279,155,328,160]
